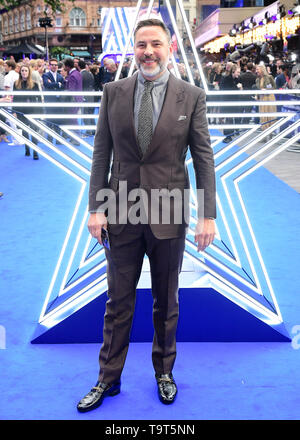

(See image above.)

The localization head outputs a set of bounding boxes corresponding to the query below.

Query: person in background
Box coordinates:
[97,58,120,90]
[42,58,66,143]
[239,62,257,123]
[13,64,41,159]
[290,64,300,89]
[29,60,43,91]
[220,63,242,143]
[209,63,222,90]
[255,63,277,134]
[275,64,290,89]
[3,60,20,146]
[63,57,83,146]
[4,60,19,93]
[78,59,96,136]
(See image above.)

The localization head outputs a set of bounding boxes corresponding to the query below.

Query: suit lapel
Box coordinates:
[115,73,185,159]
[116,74,141,157]
[143,74,185,160]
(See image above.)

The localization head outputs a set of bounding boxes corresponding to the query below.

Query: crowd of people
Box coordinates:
[0,55,129,158]
[0,52,299,158]
[201,56,300,143]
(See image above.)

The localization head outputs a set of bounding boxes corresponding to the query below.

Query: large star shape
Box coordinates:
[1,0,299,338]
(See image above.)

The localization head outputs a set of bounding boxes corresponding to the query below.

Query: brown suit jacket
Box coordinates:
[89,72,216,239]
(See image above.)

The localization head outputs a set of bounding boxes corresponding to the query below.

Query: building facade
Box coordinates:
[0,0,141,58]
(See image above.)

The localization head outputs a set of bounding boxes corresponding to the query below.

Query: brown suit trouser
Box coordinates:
[98,223,186,384]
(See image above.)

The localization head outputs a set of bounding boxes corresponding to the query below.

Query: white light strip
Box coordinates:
[28,118,93,162]
[221,175,262,293]
[62,128,93,151]
[185,247,272,313]
[40,272,108,324]
[115,0,145,81]
[214,192,241,266]
[208,113,296,118]
[3,89,300,96]
[31,114,98,119]
[214,126,258,160]
[57,259,107,298]
[59,209,90,295]
[207,101,300,106]
[207,89,300,96]
[25,117,92,173]
[0,111,87,181]
[209,124,258,129]
[235,123,300,180]
[2,91,103,96]
[175,0,208,92]
[1,103,100,107]
[186,232,260,292]
[39,183,87,321]
[185,250,281,323]
[217,121,300,303]
[219,118,298,175]
[165,0,194,85]
[215,115,294,166]
[234,137,300,322]
[79,235,104,268]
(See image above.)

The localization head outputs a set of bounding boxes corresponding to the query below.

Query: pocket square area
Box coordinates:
[178,115,187,121]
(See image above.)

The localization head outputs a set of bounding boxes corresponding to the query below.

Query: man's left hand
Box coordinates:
[195,218,216,252]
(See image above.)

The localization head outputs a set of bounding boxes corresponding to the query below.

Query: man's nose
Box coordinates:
[144,44,153,56]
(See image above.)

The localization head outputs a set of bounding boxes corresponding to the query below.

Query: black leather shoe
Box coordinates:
[223,136,233,144]
[155,373,177,404]
[77,380,121,413]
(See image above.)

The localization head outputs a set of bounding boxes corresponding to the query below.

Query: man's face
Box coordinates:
[107,62,117,73]
[4,63,10,73]
[134,25,172,81]
[64,64,71,74]
[50,60,58,73]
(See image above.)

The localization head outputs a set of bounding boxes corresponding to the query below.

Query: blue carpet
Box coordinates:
[1,138,300,420]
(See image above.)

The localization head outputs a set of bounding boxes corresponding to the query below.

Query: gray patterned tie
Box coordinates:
[137,80,154,155]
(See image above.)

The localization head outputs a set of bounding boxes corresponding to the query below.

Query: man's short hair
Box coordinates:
[5,60,16,70]
[78,59,86,70]
[49,58,58,64]
[134,18,171,43]
[64,57,74,69]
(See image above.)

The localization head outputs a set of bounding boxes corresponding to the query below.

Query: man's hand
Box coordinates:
[194,218,216,252]
[87,212,107,244]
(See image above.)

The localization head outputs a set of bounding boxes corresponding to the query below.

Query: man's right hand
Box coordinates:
[87,212,107,244]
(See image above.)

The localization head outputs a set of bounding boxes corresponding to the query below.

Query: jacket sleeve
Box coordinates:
[188,89,216,219]
[88,84,113,212]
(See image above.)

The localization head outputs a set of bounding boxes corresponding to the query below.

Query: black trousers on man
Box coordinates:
[98,223,186,385]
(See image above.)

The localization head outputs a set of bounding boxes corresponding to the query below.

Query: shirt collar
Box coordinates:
[138,69,170,87]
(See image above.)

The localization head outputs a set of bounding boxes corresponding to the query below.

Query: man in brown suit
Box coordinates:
[77,19,216,412]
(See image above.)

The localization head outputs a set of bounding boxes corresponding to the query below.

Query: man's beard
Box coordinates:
[136,56,168,78]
